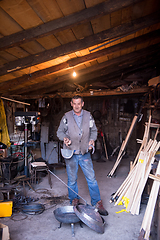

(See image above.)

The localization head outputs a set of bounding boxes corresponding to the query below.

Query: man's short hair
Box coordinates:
[71,95,83,103]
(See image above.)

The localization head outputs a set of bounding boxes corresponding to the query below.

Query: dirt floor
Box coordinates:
[0,156,152,240]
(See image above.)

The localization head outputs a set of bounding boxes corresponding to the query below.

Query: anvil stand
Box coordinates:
[58,221,83,237]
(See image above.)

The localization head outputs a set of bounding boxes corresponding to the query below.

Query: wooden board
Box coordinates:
[26,0,63,22]
[0,8,22,36]
[56,0,85,16]
[0,0,42,29]
[91,14,111,34]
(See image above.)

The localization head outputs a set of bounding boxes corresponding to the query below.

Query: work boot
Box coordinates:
[95,200,108,216]
[72,198,79,206]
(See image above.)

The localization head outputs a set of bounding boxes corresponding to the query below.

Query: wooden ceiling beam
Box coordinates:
[51,87,150,98]
[45,45,160,88]
[6,48,159,94]
[21,62,153,97]
[43,57,159,94]
[85,61,158,88]
[6,45,160,96]
[0,12,159,76]
[0,0,142,50]
[1,29,159,92]
[8,86,150,100]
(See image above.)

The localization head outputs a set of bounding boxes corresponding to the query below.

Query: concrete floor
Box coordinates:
[1,156,147,240]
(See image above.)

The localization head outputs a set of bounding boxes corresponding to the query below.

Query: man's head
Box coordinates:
[71,95,84,115]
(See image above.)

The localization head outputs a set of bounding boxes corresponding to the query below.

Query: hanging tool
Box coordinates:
[101,131,108,160]
[92,110,109,159]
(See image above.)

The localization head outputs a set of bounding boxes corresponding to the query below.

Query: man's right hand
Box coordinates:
[64,137,71,146]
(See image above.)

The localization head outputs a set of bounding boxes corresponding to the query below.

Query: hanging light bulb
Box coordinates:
[73,71,76,77]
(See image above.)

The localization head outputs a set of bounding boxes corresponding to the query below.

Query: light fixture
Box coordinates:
[73,71,76,77]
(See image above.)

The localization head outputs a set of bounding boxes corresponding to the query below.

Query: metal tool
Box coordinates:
[61,149,74,159]
[74,204,105,234]
[54,206,82,237]
[48,169,88,204]
[48,168,105,235]
[61,145,95,159]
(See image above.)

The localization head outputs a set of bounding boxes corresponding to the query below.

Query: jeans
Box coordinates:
[65,152,101,206]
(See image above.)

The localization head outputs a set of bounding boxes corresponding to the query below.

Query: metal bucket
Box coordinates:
[54,206,80,224]
[54,206,81,237]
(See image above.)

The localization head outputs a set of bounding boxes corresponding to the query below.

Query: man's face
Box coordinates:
[71,98,84,115]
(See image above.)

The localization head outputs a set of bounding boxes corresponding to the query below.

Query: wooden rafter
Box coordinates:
[6,47,159,96]
[0,11,159,76]
[0,29,159,93]
[0,0,142,50]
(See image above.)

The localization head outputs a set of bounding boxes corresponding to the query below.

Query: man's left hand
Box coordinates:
[88,140,95,149]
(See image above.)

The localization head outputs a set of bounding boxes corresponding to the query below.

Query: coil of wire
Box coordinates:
[21,203,45,215]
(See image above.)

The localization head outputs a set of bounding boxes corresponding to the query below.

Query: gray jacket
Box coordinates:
[57,110,97,155]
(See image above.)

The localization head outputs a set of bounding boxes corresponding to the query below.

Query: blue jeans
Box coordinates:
[65,152,101,206]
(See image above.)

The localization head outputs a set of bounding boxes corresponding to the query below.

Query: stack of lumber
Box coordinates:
[107,93,149,178]
[110,139,160,215]
[107,114,138,177]
[139,161,160,240]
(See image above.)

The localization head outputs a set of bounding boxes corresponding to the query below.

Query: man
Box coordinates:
[56,95,108,216]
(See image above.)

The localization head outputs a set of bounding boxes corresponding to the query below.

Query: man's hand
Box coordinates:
[64,137,71,146]
[88,140,95,150]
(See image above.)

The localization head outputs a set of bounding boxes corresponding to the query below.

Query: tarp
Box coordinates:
[0,99,11,147]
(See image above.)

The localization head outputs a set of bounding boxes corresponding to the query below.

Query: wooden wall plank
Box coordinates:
[132,0,145,20]
[85,0,105,8]
[58,55,71,63]
[35,62,53,71]
[120,48,129,56]
[0,0,42,29]
[121,5,132,24]
[0,7,22,36]
[0,0,143,50]
[0,51,18,62]
[91,14,111,34]
[110,9,122,28]
[74,51,83,57]
[54,29,76,44]
[49,58,63,66]
[20,41,45,54]
[26,0,63,22]
[79,49,90,56]
[126,46,137,55]
[18,67,39,75]
[0,74,15,83]
[136,41,150,51]
[150,36,160,45]
[72,22,93,39]
[0,57,8,66]
[142,0,160,16]
[97,55,109,63]
[56,0,85,16]
[36,35,61,50]
[75,64,87,70]
[68,53,77,59]
[5,47,29,59]
[85,62,92,67]
[90,60,98,66]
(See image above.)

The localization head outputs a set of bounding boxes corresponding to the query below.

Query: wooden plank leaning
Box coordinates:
[107,93,149,177]
[139,159,160,240]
